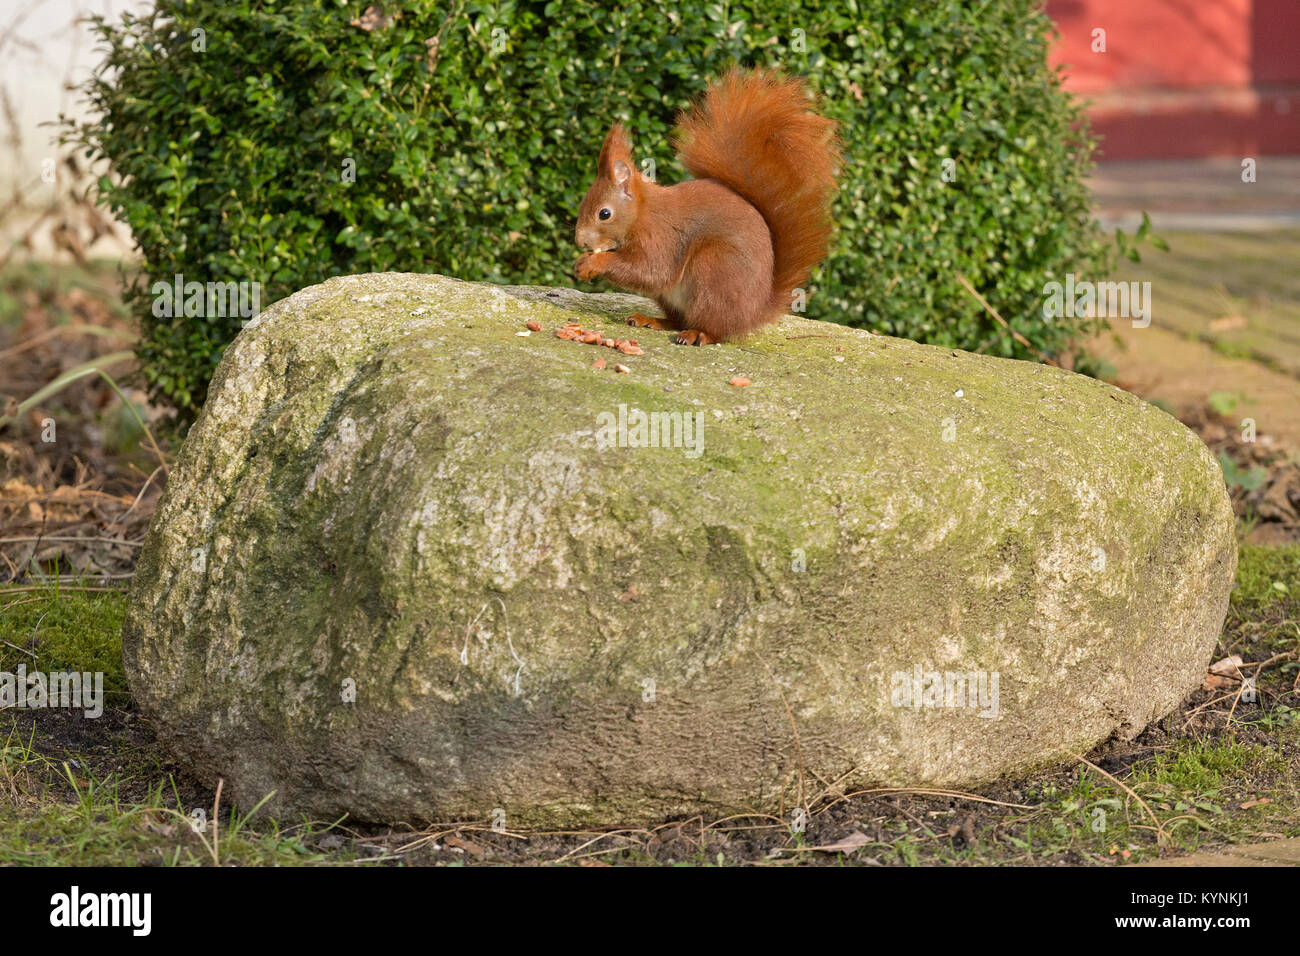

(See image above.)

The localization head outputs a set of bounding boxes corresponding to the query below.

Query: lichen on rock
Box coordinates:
[123,272,1237,827]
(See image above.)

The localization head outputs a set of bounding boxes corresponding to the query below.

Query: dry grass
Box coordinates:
[0,261,168,587]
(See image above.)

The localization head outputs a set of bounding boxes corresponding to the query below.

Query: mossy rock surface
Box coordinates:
[123,272,1236,827]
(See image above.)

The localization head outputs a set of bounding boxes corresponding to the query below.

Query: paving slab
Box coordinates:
[1220,837,1300,864]
[1131,838,1300,867]
[1090,157,1300,232]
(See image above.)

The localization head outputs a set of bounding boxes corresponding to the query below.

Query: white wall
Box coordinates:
[0,0,148,254]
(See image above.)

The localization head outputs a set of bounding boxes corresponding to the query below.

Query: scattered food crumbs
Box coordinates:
[729,377,751,387]
[614,363,630,374]
[525,320,542,332]
[554,321,640,356]
[592,357,606,369]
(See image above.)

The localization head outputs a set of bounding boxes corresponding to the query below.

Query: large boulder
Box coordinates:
[123,272,1236,828]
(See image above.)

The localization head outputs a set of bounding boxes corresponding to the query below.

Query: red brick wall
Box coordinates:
[1045,0,1300,159]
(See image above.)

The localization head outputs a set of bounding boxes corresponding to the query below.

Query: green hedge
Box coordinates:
[68,0,1112,420]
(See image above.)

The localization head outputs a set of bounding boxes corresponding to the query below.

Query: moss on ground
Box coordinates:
[1232,543,1300,607]
[0,586,129,700]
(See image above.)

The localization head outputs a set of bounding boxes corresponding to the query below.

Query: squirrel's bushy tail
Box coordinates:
[674,68,840,314]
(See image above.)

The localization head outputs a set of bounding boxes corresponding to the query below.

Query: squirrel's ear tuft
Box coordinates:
[611,158,634,198]
[598,123,632,175]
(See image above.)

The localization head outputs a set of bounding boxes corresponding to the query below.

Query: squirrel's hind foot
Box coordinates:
[626,312,670,330]
[674,329,719,346]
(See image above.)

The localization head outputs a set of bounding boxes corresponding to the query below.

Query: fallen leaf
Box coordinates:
[809,831,870,854]
[1209,654,1243,675]
[1201,673,1239,691]
[443,833,486,860]
[1239,798,1272,810]
[1208,315,1248,332]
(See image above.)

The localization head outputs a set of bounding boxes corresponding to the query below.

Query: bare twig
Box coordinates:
[1065,749,1166,845]
[956,273,1060,367]
[0,536,142,546]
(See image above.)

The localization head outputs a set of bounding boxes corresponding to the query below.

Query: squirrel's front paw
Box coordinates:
[574,252,609,282]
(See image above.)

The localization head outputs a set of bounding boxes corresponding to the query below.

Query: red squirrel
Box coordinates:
[574,68,841,345]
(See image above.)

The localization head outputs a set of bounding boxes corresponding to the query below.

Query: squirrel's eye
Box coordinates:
[598,208,612,221]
